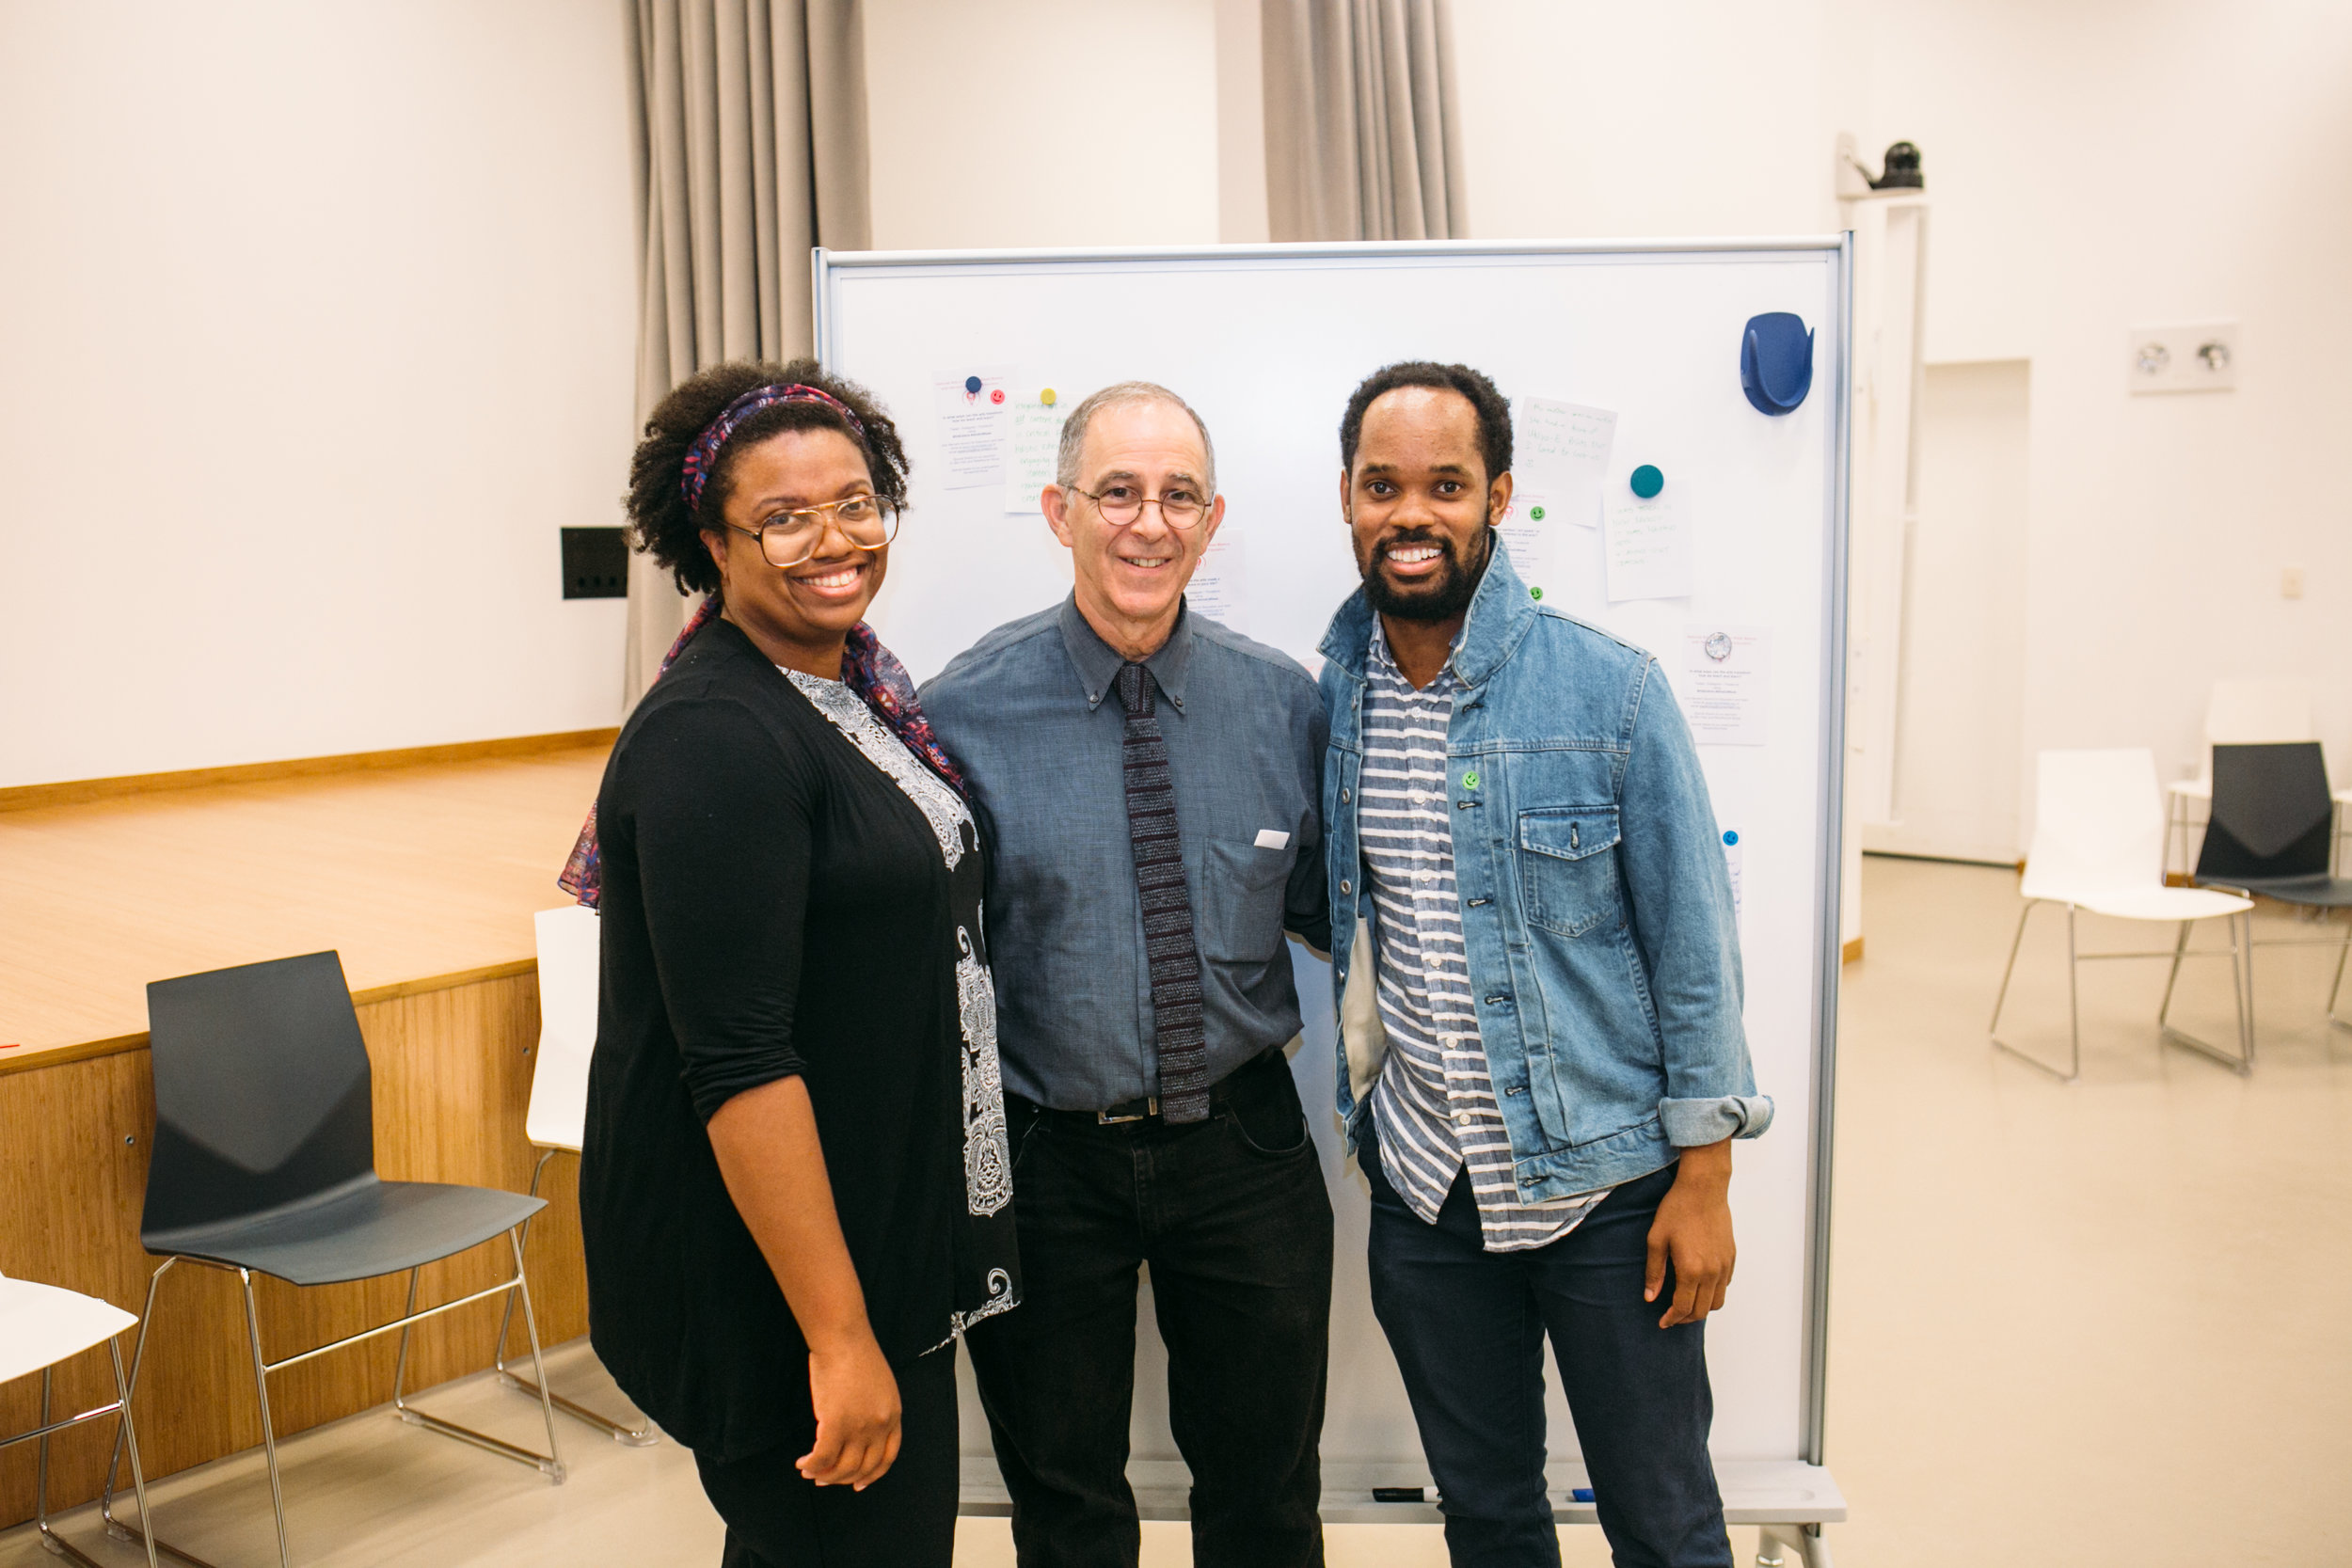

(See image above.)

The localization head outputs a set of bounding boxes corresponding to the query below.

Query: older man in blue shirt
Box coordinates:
[922,381,1332,1568]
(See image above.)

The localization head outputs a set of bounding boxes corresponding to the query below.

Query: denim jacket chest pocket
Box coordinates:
[1517,805,1623,939]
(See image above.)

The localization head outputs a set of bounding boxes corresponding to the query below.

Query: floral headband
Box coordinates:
[678,383,867,515]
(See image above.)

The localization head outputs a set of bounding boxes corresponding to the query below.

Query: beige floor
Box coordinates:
[8,856,2347,1566]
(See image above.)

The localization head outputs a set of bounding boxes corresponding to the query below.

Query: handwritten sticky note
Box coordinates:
[1004,389,1067,514]
[1604,488,1692,601]
[1516,397,1615,529]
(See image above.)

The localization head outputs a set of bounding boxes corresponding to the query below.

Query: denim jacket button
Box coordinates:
[1340,879,1352,895]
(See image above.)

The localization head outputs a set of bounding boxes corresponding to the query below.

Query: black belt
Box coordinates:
[1029,1048,1282,1126]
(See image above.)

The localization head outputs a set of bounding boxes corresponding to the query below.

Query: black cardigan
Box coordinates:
[580,617,1017,1462]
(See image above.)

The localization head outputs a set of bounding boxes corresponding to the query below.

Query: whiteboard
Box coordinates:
[816,240,1849,1488]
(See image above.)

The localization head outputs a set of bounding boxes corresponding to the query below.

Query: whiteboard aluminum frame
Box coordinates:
[812,236,1852,1475]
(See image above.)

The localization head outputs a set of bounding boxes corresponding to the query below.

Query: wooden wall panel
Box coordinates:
[0,971,588,1529]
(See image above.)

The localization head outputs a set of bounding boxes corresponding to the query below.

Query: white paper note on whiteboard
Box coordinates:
[1683,624,1771,745]
[1515,397,1615,529]
[1003,388,1067,514]
[1494,511,1550,591]
[1605,488,1692,601]
[1185,533,1249,633]
[932,366,1010,490]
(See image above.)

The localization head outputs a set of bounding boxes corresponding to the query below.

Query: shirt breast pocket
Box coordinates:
[1200,838,1295,962]
[1518,806,1622,939]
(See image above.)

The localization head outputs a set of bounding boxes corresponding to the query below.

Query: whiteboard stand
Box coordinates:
[814,237,1851,1564]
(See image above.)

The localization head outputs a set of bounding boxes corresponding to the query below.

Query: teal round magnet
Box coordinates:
[1630,465,1664,499]
[1529,504,1546,521]
[1722,830,1739,847]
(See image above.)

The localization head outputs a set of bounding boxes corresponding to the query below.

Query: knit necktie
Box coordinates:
[1118,661,1209,1122]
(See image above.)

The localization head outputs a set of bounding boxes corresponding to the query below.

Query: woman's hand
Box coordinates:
[1644,1137,1736,1329]
[801,1333,902,1488]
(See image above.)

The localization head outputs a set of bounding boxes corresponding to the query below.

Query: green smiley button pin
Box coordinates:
[1462,770,1481,790]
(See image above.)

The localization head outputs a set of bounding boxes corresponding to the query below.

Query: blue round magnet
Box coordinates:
[1723,830,1739,847]
[1630,465,1664,499]
[963,374,983,395]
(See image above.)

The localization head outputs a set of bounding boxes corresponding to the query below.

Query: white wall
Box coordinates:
[1450,0,1862,241]
[1848,0,2352,838]
[0,1,639,788]
[1879,360,2031,863]
[864,0,1220,251]
[1452,0,2352,853]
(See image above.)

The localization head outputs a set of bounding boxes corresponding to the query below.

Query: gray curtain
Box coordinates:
[1261,0,1466,243]
[623,0,872,705]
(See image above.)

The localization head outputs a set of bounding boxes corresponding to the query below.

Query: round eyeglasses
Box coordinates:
[1068,483,1208,530]
[724,493,899,568]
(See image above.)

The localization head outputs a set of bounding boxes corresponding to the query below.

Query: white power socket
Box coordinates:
[2128,320,2239,394]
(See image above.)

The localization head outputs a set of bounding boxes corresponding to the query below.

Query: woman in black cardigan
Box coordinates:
[570,361,1018,1566]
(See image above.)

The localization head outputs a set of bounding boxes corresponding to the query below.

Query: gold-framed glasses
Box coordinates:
[726,493,899,568]
[1069,483,1208,530]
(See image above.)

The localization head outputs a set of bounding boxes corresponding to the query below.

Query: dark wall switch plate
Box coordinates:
[562,527,628,599]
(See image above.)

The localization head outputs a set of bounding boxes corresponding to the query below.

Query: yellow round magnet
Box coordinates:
[1040,388,1057,406]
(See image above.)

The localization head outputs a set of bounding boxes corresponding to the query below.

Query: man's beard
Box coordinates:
[1360,519,1492,624]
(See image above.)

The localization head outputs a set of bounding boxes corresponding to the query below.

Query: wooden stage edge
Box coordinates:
[0,959,538,1080]
[0,728,620,814]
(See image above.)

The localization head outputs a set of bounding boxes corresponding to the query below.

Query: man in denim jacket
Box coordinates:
[1316,362,1772,1568]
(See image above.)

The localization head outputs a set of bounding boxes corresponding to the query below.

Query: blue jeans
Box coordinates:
[1361,1109,1731,1568]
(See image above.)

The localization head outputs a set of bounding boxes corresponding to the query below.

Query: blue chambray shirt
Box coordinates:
[921,594,1332,1112]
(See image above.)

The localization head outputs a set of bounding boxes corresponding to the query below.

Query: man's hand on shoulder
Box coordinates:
[1645,1138,1735,1329]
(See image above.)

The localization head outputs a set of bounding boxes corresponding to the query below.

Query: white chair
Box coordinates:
[1992,749,2256,1082]
[2164,680,2326,874]
[0,1269,159,1568]
[489,905,657,1445]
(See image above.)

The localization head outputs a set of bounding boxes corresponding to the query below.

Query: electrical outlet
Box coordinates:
[561,527,628,599]
[2127,320,2238,394]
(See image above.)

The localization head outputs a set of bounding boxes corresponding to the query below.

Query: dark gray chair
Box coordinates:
[2194,742,2352,1034]
[103,951,564,1568]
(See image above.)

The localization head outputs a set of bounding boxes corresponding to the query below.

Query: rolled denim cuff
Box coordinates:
[1661,1094,1774,1146]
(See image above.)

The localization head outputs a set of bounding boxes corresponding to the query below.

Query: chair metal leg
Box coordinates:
[492,1150,657,1446]
[507,1227,568,1481]
[100,1259,216,1568]
[2157,920,2190,1023]
[2160,912,2254,1075]
[1988,900,2035,1032]
[2327,917,2351,1031]
[28,1340,161,1568]
[1989,899,2081,1083]
[241,1271,294,1568]
[391,1244,566,1482]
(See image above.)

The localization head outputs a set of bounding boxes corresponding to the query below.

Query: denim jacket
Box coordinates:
[1317,542,1772,1201]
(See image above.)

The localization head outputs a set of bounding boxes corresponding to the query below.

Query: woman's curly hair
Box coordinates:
[627,359,912,596]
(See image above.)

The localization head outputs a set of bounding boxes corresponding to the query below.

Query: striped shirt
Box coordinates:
[1361,623,1613,1252]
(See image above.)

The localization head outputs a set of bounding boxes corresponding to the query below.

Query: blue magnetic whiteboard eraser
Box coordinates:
[1629,464,1664,499]
[1571,1487,1596,1503]
[1740,311,1814,415]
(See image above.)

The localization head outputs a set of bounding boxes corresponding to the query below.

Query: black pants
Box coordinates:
[1362,1110,1731,1568]
[968,1049,1334,1568]
[693,1340,961,1567]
